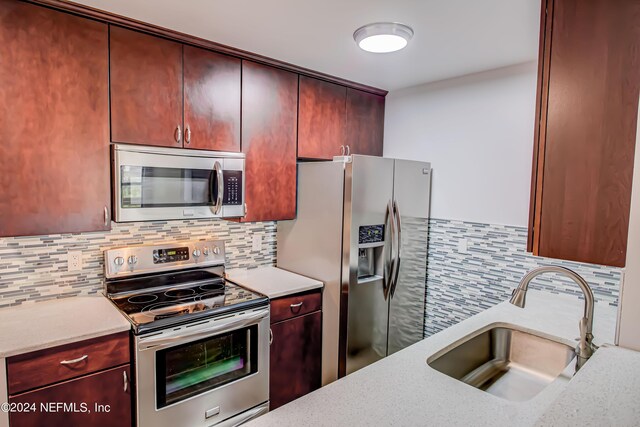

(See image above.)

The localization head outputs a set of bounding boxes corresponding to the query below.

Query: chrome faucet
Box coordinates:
[509,266,596,371]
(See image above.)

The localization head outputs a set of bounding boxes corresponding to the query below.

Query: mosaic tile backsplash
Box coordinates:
[424,218,622,337]
[0,220,276,308]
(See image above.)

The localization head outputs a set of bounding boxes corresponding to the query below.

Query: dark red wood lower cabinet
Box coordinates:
[270,311,322,410]
[9,365,132,427]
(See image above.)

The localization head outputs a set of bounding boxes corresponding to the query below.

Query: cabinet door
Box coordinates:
[346,88,385,156]
[528,0,640,267]
[110,26,183,147]
[270,311,322,410]
[9,365,131,427]
[240,61,298,222]
[298,76,347,160]
[0,1,111,237]
[183,46,241,152]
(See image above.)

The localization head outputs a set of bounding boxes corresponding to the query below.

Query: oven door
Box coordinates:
[135,307,269,427]
[113,144,245,222]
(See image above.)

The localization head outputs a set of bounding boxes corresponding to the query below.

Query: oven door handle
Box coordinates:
[138,309,269,352]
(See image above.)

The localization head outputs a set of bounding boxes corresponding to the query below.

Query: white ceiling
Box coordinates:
[73,0,541,91]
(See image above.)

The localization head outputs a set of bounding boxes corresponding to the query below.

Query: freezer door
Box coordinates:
[388,159,431,355]
[343,155,395,375]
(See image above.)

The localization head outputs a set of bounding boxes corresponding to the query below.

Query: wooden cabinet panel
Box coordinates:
[298,76,347,160]
[240,61,298,222]
[346,89,385,157]
[8,332,130,395]
[9,364,131,427]
[183,45,241,152]
[270,311,322,410]
[270,290,322,323]
[528,0,640,267]
[110,26,183,147]
[0,0,111,237]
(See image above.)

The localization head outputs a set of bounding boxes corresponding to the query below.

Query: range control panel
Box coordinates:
[104,240,226,279]
[359,225,385,245]
[153,247,189,264]
[223,171,243,206]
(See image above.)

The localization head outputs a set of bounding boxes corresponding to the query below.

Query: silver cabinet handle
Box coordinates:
[123,370,128,392]
[244,203,248,216]
[340,145,345,156]
[269,328,273,345]
[345,145,351,156]
[185,125,191,145]
[290,302,303,309]
[175,125,182,144]
[103,206,109,226]
[60,355,88,365]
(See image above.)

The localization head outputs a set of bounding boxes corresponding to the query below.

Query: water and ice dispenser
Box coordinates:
[357,225,385,281]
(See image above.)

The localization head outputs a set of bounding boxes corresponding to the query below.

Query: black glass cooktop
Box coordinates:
[108,270,267,334]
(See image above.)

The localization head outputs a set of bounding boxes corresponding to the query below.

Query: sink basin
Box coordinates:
[427,326,576,401]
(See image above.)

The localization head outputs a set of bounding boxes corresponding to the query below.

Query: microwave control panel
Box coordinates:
[223,171,243,205]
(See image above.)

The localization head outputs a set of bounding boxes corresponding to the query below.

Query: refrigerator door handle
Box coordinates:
[390,200,402,298]
[383,200,394,300]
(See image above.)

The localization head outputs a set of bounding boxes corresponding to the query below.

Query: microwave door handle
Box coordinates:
[212,161,224,215]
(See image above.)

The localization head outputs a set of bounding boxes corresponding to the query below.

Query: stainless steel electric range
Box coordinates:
[104,240,270,427]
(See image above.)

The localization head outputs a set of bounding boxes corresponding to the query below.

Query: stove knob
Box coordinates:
[114,256,125,266]
[213,246,220,255]
[203,247,210,256]
[127,255,138,266]
[193,249,202,258]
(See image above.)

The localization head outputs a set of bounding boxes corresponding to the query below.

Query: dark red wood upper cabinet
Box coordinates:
[346,88,385,157]
[183,45,241,152]
[110,26,183,147]
[298,76,347,160]
[0,0,111,237]
[528,0,640,267]
[9,365,132,427]
[240,61,298,222]
[270,311,322,410]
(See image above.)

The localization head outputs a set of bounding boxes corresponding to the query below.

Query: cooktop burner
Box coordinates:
[127,294,158,304]
[164,288,196,298]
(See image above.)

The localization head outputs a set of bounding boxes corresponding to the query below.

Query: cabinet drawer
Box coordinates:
[9,364,131,427]
[270,290,322,323]
[8,331,130,395]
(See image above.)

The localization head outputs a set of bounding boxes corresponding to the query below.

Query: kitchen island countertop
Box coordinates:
[247,290,638,426]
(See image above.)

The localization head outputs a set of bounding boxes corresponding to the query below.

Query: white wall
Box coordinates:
[383,62,538,227]
[617,96,640,351]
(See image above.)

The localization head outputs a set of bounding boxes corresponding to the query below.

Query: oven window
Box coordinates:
[121,166,217,208]
[155,325,258,408]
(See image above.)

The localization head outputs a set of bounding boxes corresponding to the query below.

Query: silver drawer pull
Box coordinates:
[60,355,88,365]
[123,370,128,392]
[290,302,303,308]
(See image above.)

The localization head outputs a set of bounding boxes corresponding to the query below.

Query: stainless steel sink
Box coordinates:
[427,326,576,401]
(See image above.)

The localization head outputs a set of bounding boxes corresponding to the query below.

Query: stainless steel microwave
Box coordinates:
[112,144,245,222]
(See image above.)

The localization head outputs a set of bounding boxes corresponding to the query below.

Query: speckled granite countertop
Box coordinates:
[0,296,130,358]
[247,290,636,427]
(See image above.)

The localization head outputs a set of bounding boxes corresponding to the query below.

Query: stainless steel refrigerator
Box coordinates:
[278,155,431,385]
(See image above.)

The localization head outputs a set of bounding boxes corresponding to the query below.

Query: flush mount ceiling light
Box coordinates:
[353,22,414,53]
